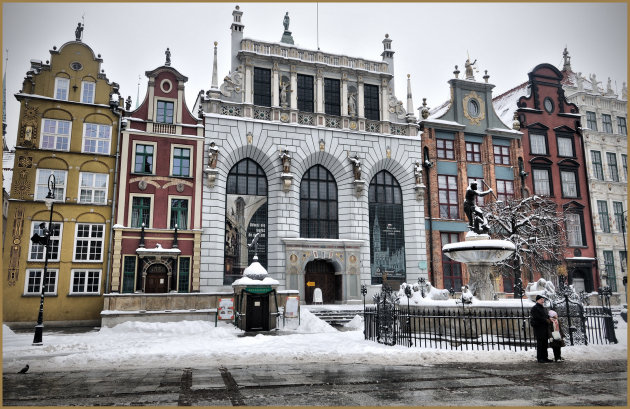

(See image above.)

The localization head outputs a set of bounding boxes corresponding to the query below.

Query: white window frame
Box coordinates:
[129,193,154,228]
[170,144,192,177]
[557,136,574,157]
[81,80,96,104]
[24,269,58,296]
[78,172,109,204]
[82,123,112,154]
[70,269,102,294]
[532,168,551,196]
[40,118,71,151]
[530,134,547,155]
[35,169,67,202]
[566,213,584,247]
[167,195,190,230]
[54,77,69,101]
[28,221,63,262]
[132,140,158,175]
[560,170,578,198]
[73,223,105,262]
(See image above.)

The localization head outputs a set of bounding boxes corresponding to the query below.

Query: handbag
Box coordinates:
[551,330,561,341]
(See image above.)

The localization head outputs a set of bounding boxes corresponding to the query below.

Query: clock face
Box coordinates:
[544,97,554,113]
[468,99,480,117]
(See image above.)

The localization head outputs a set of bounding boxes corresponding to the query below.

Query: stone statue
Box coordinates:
[349,154,361,181]
[75,23,84,41]
[348,92,357,116]
[414,161,423,185]
[589,73,601,94]
[220,67,243,97]
[283,12,290,31]
[165,48,171,66]
[576,72,584,91]
[623,82,627,100]
[607,77,613,94]
[279,81,289,107]
[125,96,132,111]
[208,142,219,168]
[279,149,291,173]
[464,181,493,234]
[465,58,477,80]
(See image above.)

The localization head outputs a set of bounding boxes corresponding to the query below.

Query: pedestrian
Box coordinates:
[548,310,565,362]
[530,295,553,363]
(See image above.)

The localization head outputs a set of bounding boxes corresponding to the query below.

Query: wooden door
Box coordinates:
[304,260,336,304]
[145,264,168,293]
[246,294,269,331]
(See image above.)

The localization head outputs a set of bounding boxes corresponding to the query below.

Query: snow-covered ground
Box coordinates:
[3,308,627,373]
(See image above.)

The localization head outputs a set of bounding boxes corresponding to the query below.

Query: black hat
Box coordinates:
[535,295,545,301]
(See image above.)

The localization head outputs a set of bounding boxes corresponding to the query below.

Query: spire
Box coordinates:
[230,5,244,73]
[562,46,572,72]
[211,42,219,89]
[3,49,7,140]
[406,74,416,123]
[135,75,141,109]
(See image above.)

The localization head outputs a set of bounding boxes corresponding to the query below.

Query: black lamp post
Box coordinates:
[31,174,55,346]
[514,277,528,351]
[360,284,367,311]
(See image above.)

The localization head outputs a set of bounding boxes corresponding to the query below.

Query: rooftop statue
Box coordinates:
[283,12,290,31]
[75,22,84,41]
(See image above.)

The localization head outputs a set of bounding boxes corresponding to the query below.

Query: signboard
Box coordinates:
[245,286,272,294]
[218,298,234,320]
[306,281,315,287]
[284,295,299,318]
[418,260,427,270]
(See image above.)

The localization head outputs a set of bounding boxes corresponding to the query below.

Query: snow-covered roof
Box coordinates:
[136,243,181,255]
[492,81,529,129]
[427,99,451,120]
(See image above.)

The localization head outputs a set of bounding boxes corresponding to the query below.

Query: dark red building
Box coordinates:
[110,55,204,294]
[494,63,598,292]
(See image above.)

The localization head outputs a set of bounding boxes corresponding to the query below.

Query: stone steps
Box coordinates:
[310,309,364,326]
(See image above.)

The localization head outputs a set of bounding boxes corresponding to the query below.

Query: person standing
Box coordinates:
[548,310,565,362]
[531,295,553,363]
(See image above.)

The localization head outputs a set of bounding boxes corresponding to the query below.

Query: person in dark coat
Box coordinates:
[548,310,566,362]
[531,295,553,363]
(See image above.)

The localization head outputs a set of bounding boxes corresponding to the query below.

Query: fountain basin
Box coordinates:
[442,239,515,264]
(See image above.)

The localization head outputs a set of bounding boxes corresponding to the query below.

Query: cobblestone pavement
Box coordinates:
[3,360,627,406]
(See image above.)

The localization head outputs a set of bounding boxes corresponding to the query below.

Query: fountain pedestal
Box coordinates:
[442,233,515,301]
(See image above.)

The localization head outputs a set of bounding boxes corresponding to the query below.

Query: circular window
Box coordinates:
[70,61,83,71]
[160,79,173,93]
[468,99,480,117]
[544,97,554,113]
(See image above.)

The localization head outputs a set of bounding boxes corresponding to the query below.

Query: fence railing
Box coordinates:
[364,304,617,351]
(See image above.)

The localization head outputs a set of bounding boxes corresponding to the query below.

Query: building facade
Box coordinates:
[110,58,204,294]
[3,31,123,326]
[196,6,427,303]
[420,62,524,296]
[560,50,627,294]
[493,60,597,292]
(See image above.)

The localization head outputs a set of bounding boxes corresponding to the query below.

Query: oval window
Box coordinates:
[544,97,554,113]
[468,99,480,117]
[70,61,83,71]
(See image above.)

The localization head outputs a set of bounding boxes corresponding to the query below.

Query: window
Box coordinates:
[82,123,111,154]
[297,74,314,112]
[441,233,462,291]
[496,180,514,202]
[24,269,58,295]
[324,78,341,116]
[122,256,137,293]
[225,159,268,285]
[172,147,191,177]
[557,136,574,157]
[602,114,613,133]
[78,172,108,204]
[253,67,271,107]
[620,251,627,277]
[41,118,71,151]
[74,224,104,262]
[35,169,66,202]
[54,77,69,100]
[437,138,455,159]
[566,212,585,247]
[560,170,578,198]
[607,152,619,182]
[364,84,380,120]
[622,154,627,180]
[618,117,627,135]
[156,101,174,124]
[586,111,597,130]
[591,151,604,180]
[603,251,616,292]
[131,196,151,228]
[466,142,481,162]
[597,200,610,233]
[438,175,458,219]
[70,270,101,294]
[28,222,62,261]
[300,165,338,239]
[170,198,189,230]
[529,134,547,155]
[134,144,154,174]
[369,170,405,284]
[532,168,551,196]
[178,257,190,293]
[493,145,510,165]
[81,81,95,104]
[613,202,625,233]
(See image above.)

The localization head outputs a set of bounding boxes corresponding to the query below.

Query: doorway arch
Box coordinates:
[145,263,168,293]
[304,260,338,304]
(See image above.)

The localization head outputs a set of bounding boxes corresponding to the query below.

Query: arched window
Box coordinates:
[369,170,405,284]
[300,165,338,239]
[224,159,268,285]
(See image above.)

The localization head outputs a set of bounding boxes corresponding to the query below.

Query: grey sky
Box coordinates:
[2,2,627,149]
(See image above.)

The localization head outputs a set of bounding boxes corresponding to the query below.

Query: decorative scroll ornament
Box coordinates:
[462,91,485,126]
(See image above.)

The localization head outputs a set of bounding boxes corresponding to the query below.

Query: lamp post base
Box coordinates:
[32,324,43,345]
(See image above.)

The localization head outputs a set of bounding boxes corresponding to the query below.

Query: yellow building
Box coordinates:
[3,29,122,327]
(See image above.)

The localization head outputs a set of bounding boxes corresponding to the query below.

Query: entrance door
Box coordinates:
[145,264,168,293]
[305,260,337,304]
[246,294,269,331]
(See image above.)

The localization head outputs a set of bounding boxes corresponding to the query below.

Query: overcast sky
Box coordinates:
[2,2,627,149]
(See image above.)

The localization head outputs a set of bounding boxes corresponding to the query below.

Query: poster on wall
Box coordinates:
[284,295,300,318]
[218,297,234,320]
[369,205,406,284]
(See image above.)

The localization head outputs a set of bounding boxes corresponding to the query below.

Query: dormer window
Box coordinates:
[54,77,70,100]
[156,101,174,124]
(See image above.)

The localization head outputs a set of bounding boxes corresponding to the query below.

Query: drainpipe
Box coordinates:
[422,145,434,284]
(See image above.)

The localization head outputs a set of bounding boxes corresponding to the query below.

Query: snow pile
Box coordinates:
[344,315,364,330]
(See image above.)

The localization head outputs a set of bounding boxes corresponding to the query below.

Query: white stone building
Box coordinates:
[195,6,427,303]
[561,50,628,295]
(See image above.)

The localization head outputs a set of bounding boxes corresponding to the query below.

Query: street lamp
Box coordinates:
[31,174,55,345]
